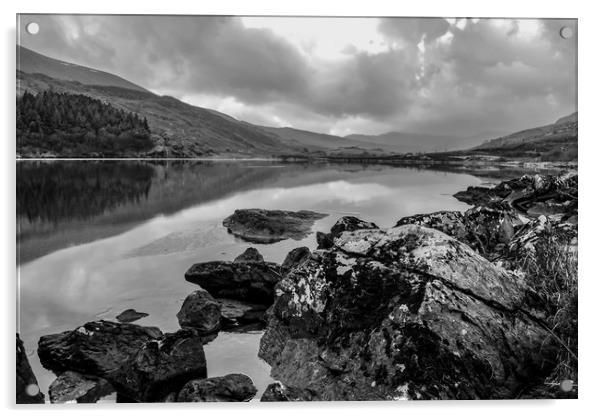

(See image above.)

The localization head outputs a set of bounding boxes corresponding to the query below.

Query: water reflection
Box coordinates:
[17,160,542,401]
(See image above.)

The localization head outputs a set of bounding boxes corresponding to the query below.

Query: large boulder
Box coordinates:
[177,374,257,402]
[223,209,328,243]
[185,259,282,305]
[48,371,113,403]
[282,247,311,272]
[17,334,45,404]
[177,289,221,334]
[38,321,207,402]
[259,221,560,400]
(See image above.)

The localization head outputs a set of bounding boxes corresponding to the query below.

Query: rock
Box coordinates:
[38,321,207,402]
[177,289,222,334]
[395,210,467,240]
[316,231,334,249]
[185,260,282,305]
[177,374,257,402]
[116,309,149,323]
[219,299,268,331]
[282,247,311,272]
[234,247,264,263]
[329,216,379,238]
[38,321,163,378]
[260,382,316,401]
[17,334,45,404]
[259,221,560,400]
[223,209,328,243]
[454,173,578,220]
[111,328,208,402]
[48,371,114,403]
[395,204,524,259]
[315,216,379,253]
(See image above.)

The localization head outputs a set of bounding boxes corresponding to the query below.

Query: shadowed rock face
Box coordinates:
[223,209,328,243]
[259,222,560,401]
[38,321,207,402]
[260,382,316,402]
[177,289,222,334]
[17,334,45,404]
[116,309,149,323]
[177,374,257,402]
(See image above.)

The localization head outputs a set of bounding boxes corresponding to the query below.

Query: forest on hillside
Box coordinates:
[17,90,153,157]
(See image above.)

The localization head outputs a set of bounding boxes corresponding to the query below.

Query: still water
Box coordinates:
[17,160,516,401]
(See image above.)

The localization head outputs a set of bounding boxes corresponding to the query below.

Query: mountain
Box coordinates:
[16,46,301,157]
[473,112,577,160]
[17,46,148,93]
[344,131,479,153]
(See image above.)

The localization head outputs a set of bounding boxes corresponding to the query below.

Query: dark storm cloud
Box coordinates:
[18,15,577,138]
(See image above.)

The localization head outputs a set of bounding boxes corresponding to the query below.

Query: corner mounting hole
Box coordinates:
[26,22,39,35]
[560,26,573,39]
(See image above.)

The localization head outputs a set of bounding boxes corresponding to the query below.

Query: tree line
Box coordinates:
[17,90,153,156]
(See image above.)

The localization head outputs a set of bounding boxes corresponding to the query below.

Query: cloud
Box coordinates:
[18,15,577,141]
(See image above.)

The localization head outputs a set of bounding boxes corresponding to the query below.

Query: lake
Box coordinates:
[16,160,533,401]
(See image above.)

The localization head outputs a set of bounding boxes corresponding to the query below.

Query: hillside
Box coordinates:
[16,47,303,158]
[345,131,479,153]
[17,46,148,93]
[472,112,577,161]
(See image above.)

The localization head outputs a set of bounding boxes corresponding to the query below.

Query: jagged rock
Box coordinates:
[223,209,328,243]
[185,259,282,304]
[260,382,316,401]
[116,309,149,323]
[177,289,221,334]
[234,247,264,263]
[219,298,268,331]
[282,247,311,272]
[38,321,163,378]
[395,210,467,240]
[48,371,114,403]
[454,173,578,219]
[38,321,207,402]
[17,334,44,404]
[315,216,379,252]
[259,221,560,400]
[110,328,208,402]
[330,216,379,238]
[177,374,257,402]
[316,231,334,249]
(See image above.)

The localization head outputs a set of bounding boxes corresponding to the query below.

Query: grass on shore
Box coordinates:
[518,230,578,395]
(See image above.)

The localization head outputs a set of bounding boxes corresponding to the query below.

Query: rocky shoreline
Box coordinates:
[17,172,578,403]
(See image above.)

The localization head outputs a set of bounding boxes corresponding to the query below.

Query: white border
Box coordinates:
[1,1,599,417]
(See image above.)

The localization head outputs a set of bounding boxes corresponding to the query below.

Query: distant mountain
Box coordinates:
[17,46,148,93]
[344,131,479,153]
[16,46,301,157]
[474,112,577,150]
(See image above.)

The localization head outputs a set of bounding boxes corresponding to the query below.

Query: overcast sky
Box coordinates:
[18,15,577,138]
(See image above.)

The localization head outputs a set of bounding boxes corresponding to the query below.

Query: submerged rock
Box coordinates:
[223,209,328,243]
[177,374,257,402]
[116,309,149,323]
[48,371,113,403]
[38,321,207,402]
[17,334,45,404]
[185,259,282,304]
[177,289,222,334]
[259,221,560,400]
[219,298,268,331]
